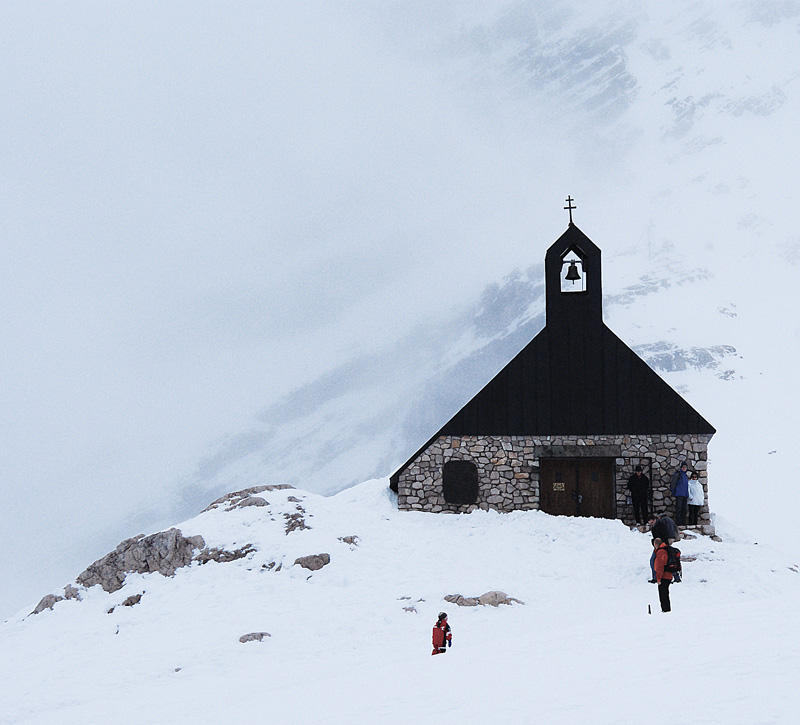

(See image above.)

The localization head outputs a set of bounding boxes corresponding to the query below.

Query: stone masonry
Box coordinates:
[396,434,713,533]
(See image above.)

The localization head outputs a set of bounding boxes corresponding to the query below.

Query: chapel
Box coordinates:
[390,210,715,532]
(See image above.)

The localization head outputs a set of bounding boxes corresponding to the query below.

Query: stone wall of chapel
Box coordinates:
[396,434,713,534]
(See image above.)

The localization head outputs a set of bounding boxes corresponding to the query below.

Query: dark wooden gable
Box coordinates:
[390,224,715,489]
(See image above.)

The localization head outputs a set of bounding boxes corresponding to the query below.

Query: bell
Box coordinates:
[564,261,581,282]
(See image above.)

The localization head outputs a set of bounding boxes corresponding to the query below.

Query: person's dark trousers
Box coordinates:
[658,580,671,612]
[675,496,688,525]
[688,504,701,526]
[632,494,648,524]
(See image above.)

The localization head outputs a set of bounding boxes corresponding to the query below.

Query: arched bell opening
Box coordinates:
[560,247,587,293]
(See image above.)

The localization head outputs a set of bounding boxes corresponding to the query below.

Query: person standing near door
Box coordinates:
[627,465,650,525]
[687,472,704,526]
[670,461,690,525]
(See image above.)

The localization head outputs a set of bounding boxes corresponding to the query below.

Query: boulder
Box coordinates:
[477,590,524,606]
[294,553,330,571]
[32,593,64,615]
[443,594,479,607]
[445,590,524,607]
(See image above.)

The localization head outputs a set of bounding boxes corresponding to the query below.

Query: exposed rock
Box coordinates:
[236,496,269,508]
[31,582,86,614]
[338,535,359,546]
[444,594,479,607]
[202,484,294,513]
[75,528,206,593]
[32,593,64,615]
[284,512,310,534]
[107,591,144,614]
[122,593,143,607]
[403,606,417,613]
[262,561,282,572]
[195,544,256,565]
[445,591,524,607]
[478,590,524,606]
[294,553,330,571]
[239,632,271,643]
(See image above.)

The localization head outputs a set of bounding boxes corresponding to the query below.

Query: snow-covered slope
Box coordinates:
[3,480,800,724]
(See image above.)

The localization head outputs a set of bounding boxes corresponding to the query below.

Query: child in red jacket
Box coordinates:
[431,612,452,655]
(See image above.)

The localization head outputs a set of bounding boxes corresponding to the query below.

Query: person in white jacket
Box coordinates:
[687,472,704,526]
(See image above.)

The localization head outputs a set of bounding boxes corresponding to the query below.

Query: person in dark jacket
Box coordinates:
[670,462,690,525]
[431,612,452,655]
[654,539,674,611]
[649,512,678,543]
[627,465,650,525]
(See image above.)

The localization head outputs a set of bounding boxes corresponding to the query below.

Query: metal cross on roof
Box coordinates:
[564,195,576,224]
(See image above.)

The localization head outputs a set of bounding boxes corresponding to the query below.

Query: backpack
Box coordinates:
[663,545,682,574]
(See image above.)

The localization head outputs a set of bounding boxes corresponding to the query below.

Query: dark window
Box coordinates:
[442,460,479,505]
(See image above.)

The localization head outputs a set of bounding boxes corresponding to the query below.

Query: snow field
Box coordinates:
[2,479,799,724]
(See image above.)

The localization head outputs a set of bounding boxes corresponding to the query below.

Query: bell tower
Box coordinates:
[544,220,604,331]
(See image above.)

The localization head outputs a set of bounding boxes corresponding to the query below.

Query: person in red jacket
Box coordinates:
[653,538,674,612]
[431,612,452,655]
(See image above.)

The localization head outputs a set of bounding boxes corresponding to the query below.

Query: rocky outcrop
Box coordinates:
[284,511,310,534]
[31,583,82,615]
[237,496,269,508]
[294,553,330,571]
[195,544,255,565]
[32,593,64,615]
[75,528,206,594]
[239,632,271,643]
[444,591,524,607]
[202,484,294,513]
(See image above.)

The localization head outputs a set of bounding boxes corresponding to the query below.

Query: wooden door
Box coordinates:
[539,458,615,519]
[539,458,578,517]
